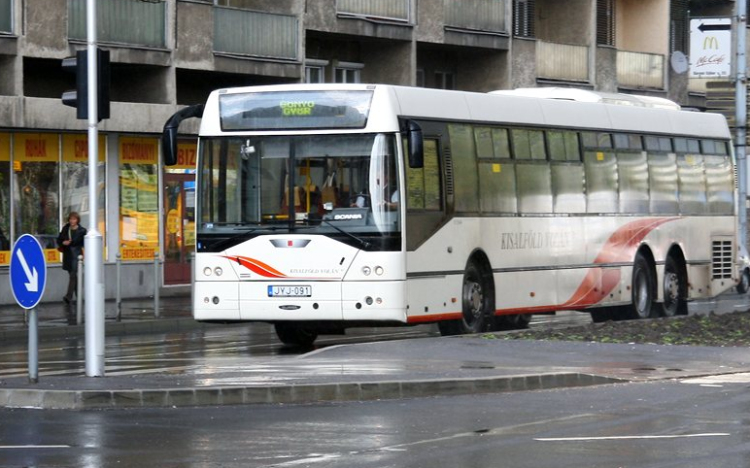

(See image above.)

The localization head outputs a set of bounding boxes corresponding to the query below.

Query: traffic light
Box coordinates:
[61,49,110,121]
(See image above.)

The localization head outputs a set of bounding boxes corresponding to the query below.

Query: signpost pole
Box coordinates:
[84,0,105,377]
[9,235,47,385]
[28,307,38,383]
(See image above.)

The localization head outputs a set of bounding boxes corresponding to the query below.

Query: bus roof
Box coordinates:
[203,84,730,140]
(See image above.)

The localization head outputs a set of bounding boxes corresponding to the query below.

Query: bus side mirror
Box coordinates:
[407,120,423,169]
[161,104,204,166]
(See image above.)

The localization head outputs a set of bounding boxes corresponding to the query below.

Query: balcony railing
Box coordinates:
[537,41,589,82]
[0,0,11,34]
[68,0,166,48]
[336,0,410,22]
[444,0,506,33]
[214,8,298,60]
[617,50,665,89]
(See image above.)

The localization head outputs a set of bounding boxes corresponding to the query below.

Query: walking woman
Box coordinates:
[57,212,86,303]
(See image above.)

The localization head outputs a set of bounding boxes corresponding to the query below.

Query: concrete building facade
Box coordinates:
[0,0,719,304]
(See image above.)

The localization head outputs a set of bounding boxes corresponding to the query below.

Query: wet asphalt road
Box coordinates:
[2,375,749,467]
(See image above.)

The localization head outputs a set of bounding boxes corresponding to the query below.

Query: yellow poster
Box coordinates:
[121,247,156,261]
[45,249,61,263]
[62,134,106,162]
[0,133,10,162]
[0,250,9,265]
[14,133,59,162]
[119,137,158,165]
[174,141,198,169]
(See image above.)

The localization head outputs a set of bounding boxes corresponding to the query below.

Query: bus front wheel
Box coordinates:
[438,261,493,336]
[274,322,318,347]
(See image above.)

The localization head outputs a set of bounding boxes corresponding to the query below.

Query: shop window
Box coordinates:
[119,137,160,261]
[61,134,106,241]
[0,133,9,262]
[13,133,60,254]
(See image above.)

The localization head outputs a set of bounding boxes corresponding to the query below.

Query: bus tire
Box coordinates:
[662,255,687,317]
[274,322,318,347]
[738,268,750,294]
[627,253,656,320]
[438,261,493,336]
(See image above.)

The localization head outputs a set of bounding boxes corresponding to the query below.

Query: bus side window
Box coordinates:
[405,138,441,211]
[677,153,707,215]
[617,151,649,214]
[584,150,618,213]
[705,154,734,215]
[512,129,546,160]
[647,152,678,214]
[449,124,479,213]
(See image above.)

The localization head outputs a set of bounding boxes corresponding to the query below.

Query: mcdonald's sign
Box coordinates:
[703,36,720,50]
[690,18,731,78]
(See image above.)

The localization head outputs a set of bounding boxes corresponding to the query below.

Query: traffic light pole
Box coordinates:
[84,0,105,377]
[736,0,748,250]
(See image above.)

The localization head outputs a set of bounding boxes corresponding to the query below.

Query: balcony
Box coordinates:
[214,8,298,60]
[68,0,166,48]
[0,0,11,34]
[336,0,410,23]
[537,41,589,83]
[617,51,665,89]
[444,0,506,33]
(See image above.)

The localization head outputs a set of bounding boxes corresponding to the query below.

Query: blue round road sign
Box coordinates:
[10,234,47,309]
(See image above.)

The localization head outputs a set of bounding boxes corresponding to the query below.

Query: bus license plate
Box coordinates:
[268,285,312,298]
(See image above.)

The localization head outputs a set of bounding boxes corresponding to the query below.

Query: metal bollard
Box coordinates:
[154,252,160,318]
[190,251,195,312]
[116,253,122,322]
[76,254,83,325]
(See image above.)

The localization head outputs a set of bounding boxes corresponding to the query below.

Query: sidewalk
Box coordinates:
[0,288,197,343]
[2,332,750,410]
[2,292,750,410]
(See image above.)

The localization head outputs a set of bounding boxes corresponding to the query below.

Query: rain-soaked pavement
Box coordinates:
[0,292,749,409]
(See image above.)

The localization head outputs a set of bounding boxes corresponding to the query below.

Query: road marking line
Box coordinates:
[535,433,730,442]
[0,445,71,449]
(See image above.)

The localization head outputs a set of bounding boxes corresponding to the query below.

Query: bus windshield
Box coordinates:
[197,133,401,251]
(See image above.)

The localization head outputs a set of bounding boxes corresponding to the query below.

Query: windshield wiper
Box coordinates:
[210,225,284,250]
[320,219,371,250]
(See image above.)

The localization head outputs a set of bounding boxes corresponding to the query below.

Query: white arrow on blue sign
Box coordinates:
[10,234,47,309]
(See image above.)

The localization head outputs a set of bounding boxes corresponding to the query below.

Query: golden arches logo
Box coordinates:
[704,36,719,50]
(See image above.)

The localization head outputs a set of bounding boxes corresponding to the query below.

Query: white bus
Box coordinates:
[162,84,740,346]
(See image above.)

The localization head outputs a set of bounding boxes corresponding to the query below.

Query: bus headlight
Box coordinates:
[214,267,223,276]
[203,267,212,277]
[362,266,372,276]
[375,266,384,276]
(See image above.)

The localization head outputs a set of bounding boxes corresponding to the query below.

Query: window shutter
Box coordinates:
[670,0,689,53]
[513,0,535,38]
[596,0,615,46]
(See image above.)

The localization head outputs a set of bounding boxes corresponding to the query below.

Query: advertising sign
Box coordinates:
[689,18,731,78]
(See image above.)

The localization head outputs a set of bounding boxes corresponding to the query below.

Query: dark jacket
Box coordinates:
[57,223,87,272]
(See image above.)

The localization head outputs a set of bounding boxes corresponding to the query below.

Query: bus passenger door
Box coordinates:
[403,122,449,252]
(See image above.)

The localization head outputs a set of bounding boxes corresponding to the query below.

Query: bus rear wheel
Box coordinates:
[626,253,656,320]
[661,255,687,317]
[274,322,318,347]
[438,261,493,336]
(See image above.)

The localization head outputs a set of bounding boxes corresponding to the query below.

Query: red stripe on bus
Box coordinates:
[407,312,463,323]
[408,217,678,323]
[559,217,676,309]
[224,255,288,278]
